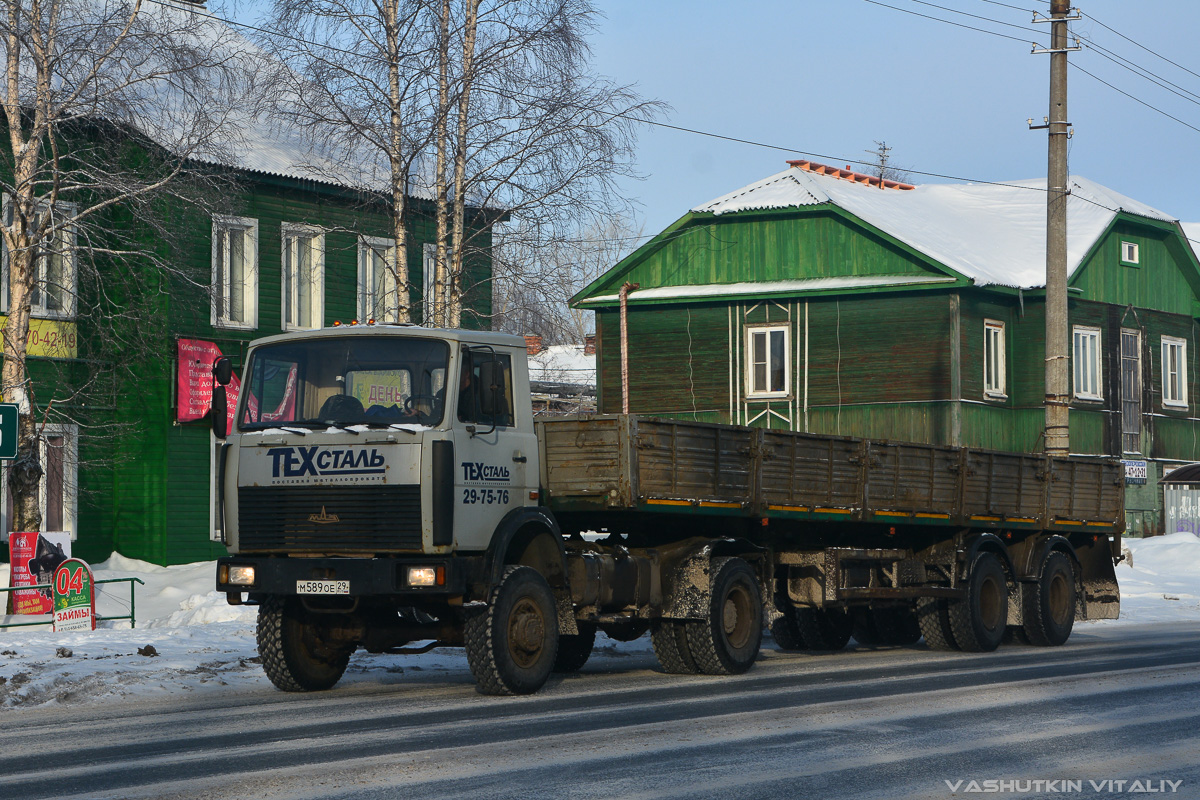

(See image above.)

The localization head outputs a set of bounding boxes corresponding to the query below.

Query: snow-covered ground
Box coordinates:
[2,533,1198,709]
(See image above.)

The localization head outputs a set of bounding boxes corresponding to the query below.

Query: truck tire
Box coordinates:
[794,606,853,651]
[553,621,597,673]
[464,565,559,695]
[256,596,352,692]
[685,557,763,675]
[916,597,957,651]
[1021,551,1076,647]
[946,552,1008,653]
[651,621,699,674]
[770,603,809,651]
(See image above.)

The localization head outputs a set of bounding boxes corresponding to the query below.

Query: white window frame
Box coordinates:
[1120,240,1140,265]
[1,196,78,320]
[745,325,790,399]
[358,235,398,323]
[281,223,325,331]
[423,242,437,326]
[1072,325,1103,401]
[983,320,1006,399]
[211,215,258,330]
[1162,335,1188,409]
[0,423,78,542]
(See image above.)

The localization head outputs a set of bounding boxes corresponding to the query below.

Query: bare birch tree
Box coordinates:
[1,0,246,533]
[258,0,660,330]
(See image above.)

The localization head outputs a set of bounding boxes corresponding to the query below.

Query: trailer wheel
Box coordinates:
[916,597,957,651]
[946,552,1008,653]
[257,596,352,692]
[794,606,853,651]
[685,557,763,675]
[1022,551,1076,646]
[464,566,559,695]
[770,604,808,651]
[553,621,597,673]
[651,621,699,674]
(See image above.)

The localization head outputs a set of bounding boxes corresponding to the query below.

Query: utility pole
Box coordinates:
[1033,0,1080,456]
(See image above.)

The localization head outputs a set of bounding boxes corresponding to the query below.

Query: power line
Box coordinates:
[1070,61,1200,137]
[1081,10,1200,86]
[861,0,1046,45]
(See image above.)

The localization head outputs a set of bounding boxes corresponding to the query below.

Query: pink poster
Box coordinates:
[177,338,239,430]
[7,531,72,615]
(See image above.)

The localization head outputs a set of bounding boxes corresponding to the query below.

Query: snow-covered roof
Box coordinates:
[123,2,396,192]
[691,164,1178,290]
[528,344,596,388]
[578,274,954,305]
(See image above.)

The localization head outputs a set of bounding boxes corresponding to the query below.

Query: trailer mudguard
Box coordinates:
[961,532,1018,582]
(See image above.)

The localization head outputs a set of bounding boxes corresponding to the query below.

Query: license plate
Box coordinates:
[296,580,350,595]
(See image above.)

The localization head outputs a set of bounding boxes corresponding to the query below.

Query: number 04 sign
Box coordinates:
[52,559,96,632]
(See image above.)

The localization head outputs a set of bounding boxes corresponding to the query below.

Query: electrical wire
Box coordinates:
[861,0,1045,45]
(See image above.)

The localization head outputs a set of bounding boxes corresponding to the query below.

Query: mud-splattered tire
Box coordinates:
[1022,551,1076,647]
[770,603,808,651]
[946,553,1008,653]
[464,566,559,695]
[553,621,597,673]
[686,558,763,675]
[651,621,699,674]
[916,597,958,651]
[794,606,853,651]
[257,596,352,692]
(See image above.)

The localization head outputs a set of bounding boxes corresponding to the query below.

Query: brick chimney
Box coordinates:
[524,334,543,355]
[584,334,596,355]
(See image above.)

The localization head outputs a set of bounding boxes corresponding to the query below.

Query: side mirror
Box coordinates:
[213,356,233,387]
[212,357,232,439]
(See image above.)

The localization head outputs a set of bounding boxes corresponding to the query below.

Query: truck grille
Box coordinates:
[237,485,422,552]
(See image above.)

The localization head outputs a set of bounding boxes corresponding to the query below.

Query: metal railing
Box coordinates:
[0,577,145,630]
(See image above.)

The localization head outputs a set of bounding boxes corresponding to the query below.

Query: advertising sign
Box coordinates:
[177,338,239,431]
[52,559,96,632]
[6,531,72,614]
[0,315,78,360]
[1122,459,1148,485]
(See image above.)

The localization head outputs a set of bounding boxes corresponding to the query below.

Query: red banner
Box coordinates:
[6,531,71,615]
[177,338,239,431]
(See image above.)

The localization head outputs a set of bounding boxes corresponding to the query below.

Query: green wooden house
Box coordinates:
[2,60,494,569]
[573,160,1200,535]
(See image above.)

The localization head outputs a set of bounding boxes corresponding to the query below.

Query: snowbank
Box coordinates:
[1,533,1197,708]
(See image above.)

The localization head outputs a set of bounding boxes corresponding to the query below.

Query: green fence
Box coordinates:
[0,577,145,630]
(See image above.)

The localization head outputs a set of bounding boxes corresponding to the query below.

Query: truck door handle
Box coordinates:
[513,454,527,463]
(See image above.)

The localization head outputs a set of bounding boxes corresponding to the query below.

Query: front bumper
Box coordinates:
[216,556,478,599]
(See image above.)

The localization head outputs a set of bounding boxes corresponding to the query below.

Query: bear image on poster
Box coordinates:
[28,535,69,600]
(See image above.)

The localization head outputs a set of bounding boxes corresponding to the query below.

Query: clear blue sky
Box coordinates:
[230,0,1200,239]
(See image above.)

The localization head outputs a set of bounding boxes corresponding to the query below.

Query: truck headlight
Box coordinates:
[407,566,438,587]
[226,565,256,586]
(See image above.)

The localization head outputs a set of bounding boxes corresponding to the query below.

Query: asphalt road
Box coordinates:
[3,622,1199,800]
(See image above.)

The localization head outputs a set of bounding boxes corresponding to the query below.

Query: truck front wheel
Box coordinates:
[686,557,763,675]
[465,566,559,695]
[257,596,352,692]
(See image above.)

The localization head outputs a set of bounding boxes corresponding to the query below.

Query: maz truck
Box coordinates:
[212,324,1122,695]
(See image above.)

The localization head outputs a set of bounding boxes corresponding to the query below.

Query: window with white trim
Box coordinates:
[1121,241,1140,265]
[358,236,398,322]
[211,216,258,329]
[1,197,77,319]
[1,424,78,542]
[1073,326,1103,401]
[746,325,789,397]
[984,320,1006,398]
[1162,335,1188,408]
[281,224,324,330]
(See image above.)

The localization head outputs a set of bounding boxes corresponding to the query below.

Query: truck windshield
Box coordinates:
[238,336,450,430]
